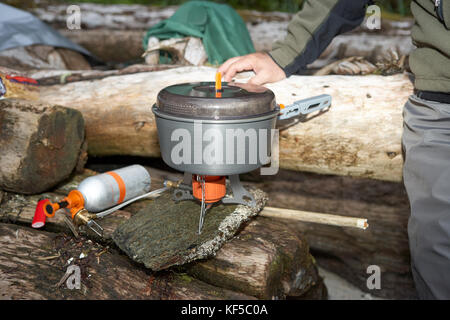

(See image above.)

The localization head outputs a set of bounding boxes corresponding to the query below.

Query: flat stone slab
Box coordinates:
[113,187,267,271]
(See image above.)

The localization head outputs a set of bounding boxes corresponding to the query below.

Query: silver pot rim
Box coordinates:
[152,104,280,124]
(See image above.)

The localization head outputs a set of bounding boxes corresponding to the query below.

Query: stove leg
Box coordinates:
[222,174,256,207]
[172,172,194,202]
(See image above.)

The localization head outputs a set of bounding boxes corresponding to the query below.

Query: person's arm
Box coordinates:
[219,0,372,84]
[270,0,372,76]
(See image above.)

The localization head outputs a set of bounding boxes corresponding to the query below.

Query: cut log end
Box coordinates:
[0,98,85,194]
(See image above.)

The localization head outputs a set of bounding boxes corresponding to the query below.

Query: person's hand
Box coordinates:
[218,52,286,85]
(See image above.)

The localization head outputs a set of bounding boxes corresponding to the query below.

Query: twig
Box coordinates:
[54,268,72,287]
[63,214,79,238]
[96,248,108,264]
[37,254,60,261]
[95,248,108,257]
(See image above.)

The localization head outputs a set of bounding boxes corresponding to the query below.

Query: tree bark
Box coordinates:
[57,28,413,65]
[242,169,416,299]
[60,30,146,64]
[0,98,85,194]
[39,67,413,182]
[31,3,412,36]
[0,223,253,300]
[29,64,178,86]
[185,217,326,299]
[0,45,91,72]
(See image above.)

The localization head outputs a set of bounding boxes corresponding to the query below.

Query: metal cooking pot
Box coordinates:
[152,81,330,176]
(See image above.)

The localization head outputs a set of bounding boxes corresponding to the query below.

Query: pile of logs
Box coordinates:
[0,45,91,72]
[0,3,418,299]
[0,169,325,300]
[26,3,413,67]
[0,62,417,299]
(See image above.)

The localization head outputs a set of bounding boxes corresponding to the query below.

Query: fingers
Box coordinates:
[223,58,254,82]
[217,56,240,76]
[248,72,267,86]
[217,52,286,85]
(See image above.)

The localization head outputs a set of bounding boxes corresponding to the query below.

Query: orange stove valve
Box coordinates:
[192,175,226,204]
[43,190,85,219]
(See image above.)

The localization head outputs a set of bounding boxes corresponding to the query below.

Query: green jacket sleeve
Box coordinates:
[409,0,450,92]
[435,0,450,29]
[269,0,371,76]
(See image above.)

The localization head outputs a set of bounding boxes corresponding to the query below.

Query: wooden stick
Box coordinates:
[125,189,368,230]
[260,206,368,230]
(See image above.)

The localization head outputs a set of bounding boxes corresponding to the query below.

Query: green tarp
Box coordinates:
[143,1,255,65]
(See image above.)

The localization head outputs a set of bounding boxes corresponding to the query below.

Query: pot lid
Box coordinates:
[155,81,277,120]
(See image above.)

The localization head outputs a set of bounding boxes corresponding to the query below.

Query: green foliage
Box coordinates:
[375,0,412,16]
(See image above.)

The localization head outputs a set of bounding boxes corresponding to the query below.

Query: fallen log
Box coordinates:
[39,66,412,182]
[59,29,146,64]
[107,162,416,299]
[242,169,416,299]
[57,28,413,65]
[0,190,132,241]
[30,64,178,86]
[0,98,85,194]
[0,45,91,71]
[32,4,177,30]
[32,4,412,36]
[0,223,252,299]
[185,217,325,299]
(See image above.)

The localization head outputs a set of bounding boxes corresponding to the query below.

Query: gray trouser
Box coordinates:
[403,95,450,299]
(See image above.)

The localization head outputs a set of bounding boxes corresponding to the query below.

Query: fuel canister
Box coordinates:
[43,165,151,219]
[79,165,151,212]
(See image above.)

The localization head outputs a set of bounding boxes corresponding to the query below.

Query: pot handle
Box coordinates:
[278,94,331,120]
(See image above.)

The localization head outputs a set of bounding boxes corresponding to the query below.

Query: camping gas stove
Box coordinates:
[153,75,331,233]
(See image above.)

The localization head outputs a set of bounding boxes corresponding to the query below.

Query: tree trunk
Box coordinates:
[0,223,253,300]
[60,30,146,64]
[39,67,413,182]
[0,98,85,194]
[241,169,416,299]
[185,217,326,299]
[58,29,413,65]
[30,64,178,86]
[0,45,91,72]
